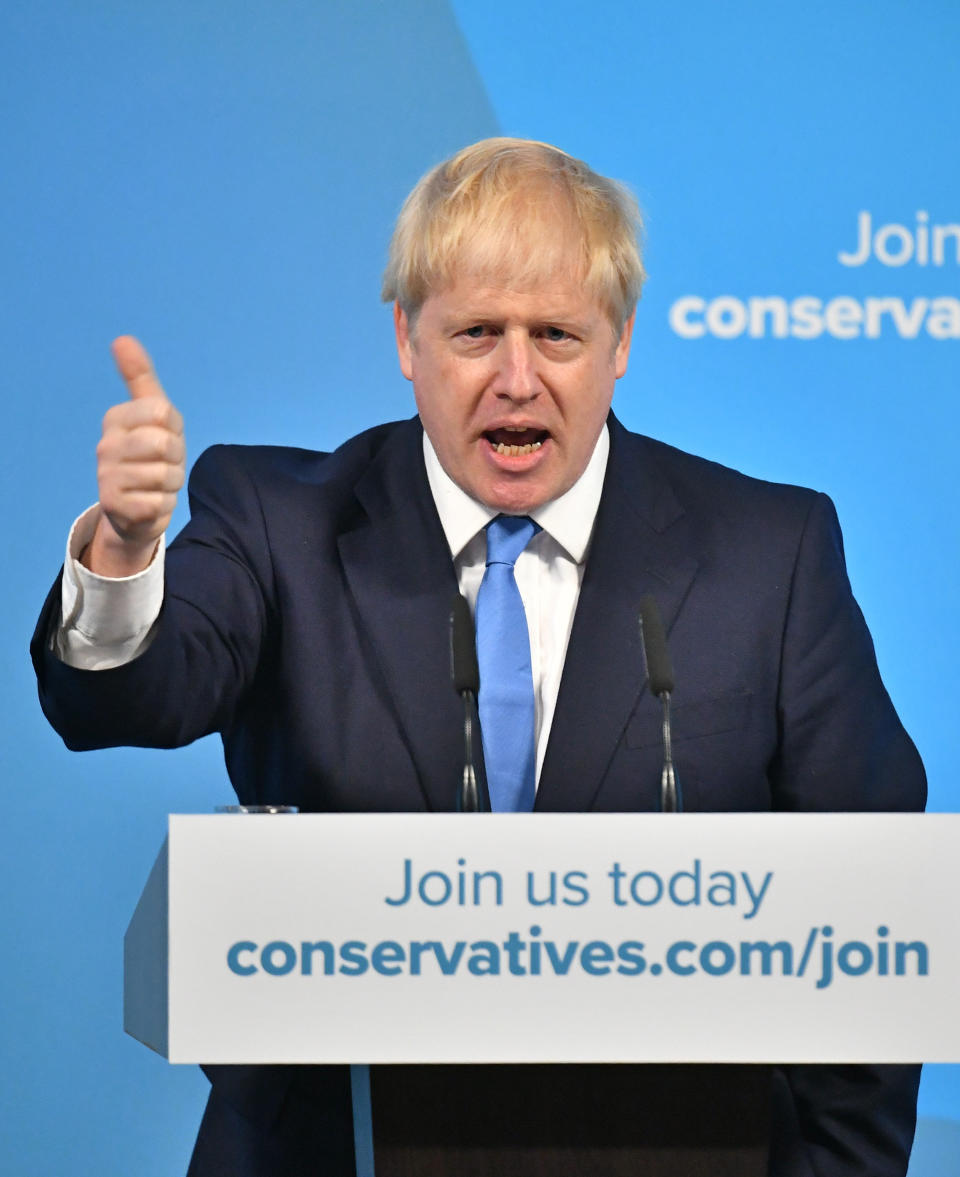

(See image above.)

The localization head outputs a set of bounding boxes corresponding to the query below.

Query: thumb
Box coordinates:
[111,335,167,401]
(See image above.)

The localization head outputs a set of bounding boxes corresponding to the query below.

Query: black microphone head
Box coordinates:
[450,593,480,694]
[638,594,675,696]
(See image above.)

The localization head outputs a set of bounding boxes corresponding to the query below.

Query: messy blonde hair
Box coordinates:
[382,137,645,332]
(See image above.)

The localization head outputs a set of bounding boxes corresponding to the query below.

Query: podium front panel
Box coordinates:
[122,812,960,1064]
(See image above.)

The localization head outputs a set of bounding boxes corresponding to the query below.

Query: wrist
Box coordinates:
[82,518,160,578]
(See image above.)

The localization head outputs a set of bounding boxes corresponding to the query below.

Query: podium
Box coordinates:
[359,1062,770,1176]
[125,813,960,1175]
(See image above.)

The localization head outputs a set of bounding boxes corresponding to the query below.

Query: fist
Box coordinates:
[84,336,186,577]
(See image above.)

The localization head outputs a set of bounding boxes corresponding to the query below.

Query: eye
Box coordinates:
[542,325,571,342]
[462,324,487,339]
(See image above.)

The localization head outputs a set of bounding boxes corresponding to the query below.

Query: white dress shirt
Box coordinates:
[57,425,610,786]
[423,428,608,784]
[58,505,166,671]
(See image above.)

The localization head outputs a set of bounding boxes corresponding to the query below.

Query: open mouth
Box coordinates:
[483,427,550,456]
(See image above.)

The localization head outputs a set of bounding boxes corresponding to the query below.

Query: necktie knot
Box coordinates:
[485,515,540,568]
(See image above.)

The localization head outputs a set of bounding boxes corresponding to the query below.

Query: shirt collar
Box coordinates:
[422,424,610,564]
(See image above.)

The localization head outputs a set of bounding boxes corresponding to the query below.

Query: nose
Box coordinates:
[490,331,540,403]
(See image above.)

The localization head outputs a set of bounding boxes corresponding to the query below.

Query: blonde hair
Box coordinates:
[382,137,645,332]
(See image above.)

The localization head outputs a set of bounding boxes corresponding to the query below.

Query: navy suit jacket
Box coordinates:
[33,414,926,1176]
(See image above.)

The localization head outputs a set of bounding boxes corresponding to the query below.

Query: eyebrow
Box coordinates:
[442,308,594,332]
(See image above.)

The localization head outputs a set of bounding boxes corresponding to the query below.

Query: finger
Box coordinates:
[104,491,178,535]
[115,462,186,494]
[98,455,186,501]
[102,395,183,436]
[111,335,167,402]
[105,426,186,465]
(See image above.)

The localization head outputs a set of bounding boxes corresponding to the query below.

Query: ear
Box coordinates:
[614,309,636,379]
[394,303,414,381]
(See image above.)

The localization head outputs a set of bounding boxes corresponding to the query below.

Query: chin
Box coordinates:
[479,482,550,516]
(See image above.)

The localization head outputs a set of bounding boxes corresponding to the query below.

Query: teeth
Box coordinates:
[495,441,542,456]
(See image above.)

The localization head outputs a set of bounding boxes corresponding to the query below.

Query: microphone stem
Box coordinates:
[660,690,680,813]
[460,690,481,812]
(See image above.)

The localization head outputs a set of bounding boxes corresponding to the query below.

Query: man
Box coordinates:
[33,138,925,1175]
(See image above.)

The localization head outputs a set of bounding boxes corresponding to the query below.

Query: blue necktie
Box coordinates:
[475,515,540,812]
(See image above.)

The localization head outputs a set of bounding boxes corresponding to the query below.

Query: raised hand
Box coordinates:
[82,336,186,577]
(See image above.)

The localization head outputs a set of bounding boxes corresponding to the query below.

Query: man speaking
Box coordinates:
[33,138,925,1176]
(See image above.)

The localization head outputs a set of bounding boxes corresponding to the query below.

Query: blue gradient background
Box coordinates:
[2,2,956,1172]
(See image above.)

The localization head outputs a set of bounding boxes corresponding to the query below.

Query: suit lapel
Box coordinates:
[536,418,699,812]
[336,416,700,814]
[336,419,462,812]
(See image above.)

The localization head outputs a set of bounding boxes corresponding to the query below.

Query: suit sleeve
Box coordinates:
[772,493,925,1177]
[31,446,274,750]
[771,491,925,812]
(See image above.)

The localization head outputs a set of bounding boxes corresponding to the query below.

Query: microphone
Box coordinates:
[638,595,681,813]
[450,594,489,812]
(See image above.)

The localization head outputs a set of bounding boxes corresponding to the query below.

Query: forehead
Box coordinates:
[408,190,625,336]
[424,273,607,328]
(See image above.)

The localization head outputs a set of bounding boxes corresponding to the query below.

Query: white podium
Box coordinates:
[125,812,960,1064]
[124,812,959,1176]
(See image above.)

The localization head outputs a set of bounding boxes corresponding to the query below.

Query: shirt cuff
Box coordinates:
[57,505,165,669]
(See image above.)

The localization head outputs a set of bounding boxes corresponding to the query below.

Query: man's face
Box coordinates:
[394,273,634,514]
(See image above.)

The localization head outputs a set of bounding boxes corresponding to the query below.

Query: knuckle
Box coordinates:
[153,398,177,428]
[97,457,119,488]
[135,426,164,457]
[125,496,160,526]
[103,402,134,435]
[128,464,161,492]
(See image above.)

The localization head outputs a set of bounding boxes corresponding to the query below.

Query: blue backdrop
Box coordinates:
[2,2,957,1173]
